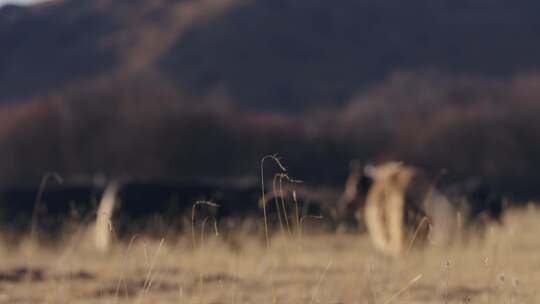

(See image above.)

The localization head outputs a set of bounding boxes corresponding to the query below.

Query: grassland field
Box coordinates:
[0,207,539,304]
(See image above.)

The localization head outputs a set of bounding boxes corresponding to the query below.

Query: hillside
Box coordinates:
[2,0,540,110]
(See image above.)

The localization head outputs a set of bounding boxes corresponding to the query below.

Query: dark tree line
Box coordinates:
[1,71,540,200]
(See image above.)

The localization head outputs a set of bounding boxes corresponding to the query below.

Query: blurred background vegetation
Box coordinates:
[1,0,540,199]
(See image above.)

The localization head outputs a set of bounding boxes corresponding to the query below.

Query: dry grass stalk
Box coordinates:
[29,172,64,242]
[299,215,324,239]
[272,173,286,234]
[406,216,433,253]
[25,172,63,284]
[310,260,333,304]
[383,274,423,304]
[444,260,451,304]
[292,190,301,238]
[135,238,165,304]
[113,235,139,303]
[260,154,287,248]
[191,201,219,249]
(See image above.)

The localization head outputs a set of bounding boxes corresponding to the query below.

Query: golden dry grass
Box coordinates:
[0,208,539,303]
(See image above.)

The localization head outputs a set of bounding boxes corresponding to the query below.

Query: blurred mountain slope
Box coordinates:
[1,0,540,110]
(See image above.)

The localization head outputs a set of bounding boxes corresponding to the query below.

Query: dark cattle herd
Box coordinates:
[0,184,100,241]
[0,161,508,254]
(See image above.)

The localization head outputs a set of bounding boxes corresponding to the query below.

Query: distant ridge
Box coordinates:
[1,0,540,111]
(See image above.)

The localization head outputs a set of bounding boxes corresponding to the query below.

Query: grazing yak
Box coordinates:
[359,161,504,256]
[360,162,437,256]
[440,177,504,237]
[257,162,372,234]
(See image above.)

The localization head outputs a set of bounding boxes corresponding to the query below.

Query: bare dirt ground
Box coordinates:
[0,208,539,304]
